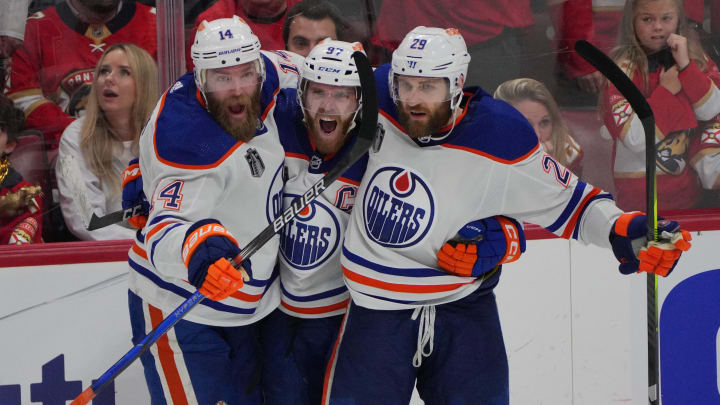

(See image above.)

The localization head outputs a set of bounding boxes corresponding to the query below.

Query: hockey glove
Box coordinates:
[121,158,149,229]
[182,219,252,301]
[610,212,692,277]
[438,216,526,277]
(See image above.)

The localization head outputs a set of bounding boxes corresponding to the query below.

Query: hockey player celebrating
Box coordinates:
[322,26,693,404]
[125,16,301,404]
[259,38,367,405]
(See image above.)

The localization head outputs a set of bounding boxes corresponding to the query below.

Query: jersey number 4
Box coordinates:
[157,180,185,210]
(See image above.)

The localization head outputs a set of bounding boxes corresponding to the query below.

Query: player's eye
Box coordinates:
[120,68,131,77]
[99,67,110,75]
[539,118,552,129]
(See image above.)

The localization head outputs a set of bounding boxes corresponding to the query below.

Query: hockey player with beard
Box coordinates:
[260,38,528,405]
[125,16,301,404]
[322,26,693,405]
[259,39,369,405]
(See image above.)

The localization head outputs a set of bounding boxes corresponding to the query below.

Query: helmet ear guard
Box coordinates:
[191,16,265,98]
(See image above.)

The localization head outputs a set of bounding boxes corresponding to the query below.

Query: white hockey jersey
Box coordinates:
[341,64,625,311]
[128,51,301,326]
[273,89,368,318]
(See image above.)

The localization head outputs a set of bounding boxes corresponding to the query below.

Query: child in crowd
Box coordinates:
[495,78,584,176]
[0,96,43,244]
[55,43,158,240]
[601,0,720,211]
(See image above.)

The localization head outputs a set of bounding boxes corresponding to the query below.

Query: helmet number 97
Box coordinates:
[218,29,233,40]
[325,46,344,56]
[410,38,427,49]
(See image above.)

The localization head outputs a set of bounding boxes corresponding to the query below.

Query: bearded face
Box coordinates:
[393,75,452,139]
[207,85,261,142]
[301,81,359,155]
[397,99,452,139]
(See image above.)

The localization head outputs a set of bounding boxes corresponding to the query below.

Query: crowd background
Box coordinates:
[2,0,720,245]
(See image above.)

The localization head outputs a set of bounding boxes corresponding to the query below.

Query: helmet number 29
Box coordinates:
[410,38,427,49]
[218,29,233,40]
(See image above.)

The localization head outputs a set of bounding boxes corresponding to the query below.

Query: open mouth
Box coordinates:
[409,111,428,119]
[319,118,337,134]
[102,89,118,98]
[228,104,246,116]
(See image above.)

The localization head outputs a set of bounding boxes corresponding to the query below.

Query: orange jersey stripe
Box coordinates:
[148,305,189,405]
[281,299,349,315]
[561,187,602,239]
[342,266,474,293]
[132,243,148,260]
[146,221,177,243]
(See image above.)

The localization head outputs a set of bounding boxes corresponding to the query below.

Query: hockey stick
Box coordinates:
[574,40,659,404]
[87,205,143,231]
[71,50,378,405]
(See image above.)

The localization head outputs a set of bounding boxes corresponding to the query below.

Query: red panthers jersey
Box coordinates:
[3,1,157,149]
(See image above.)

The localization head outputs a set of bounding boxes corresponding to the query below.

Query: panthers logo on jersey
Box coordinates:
[362,166,434,248]
[656,130,689,175]
[279,196,342,270]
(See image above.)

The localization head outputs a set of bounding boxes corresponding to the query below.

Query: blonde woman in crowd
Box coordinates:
[495,78,584,175]
[56,43,158,240]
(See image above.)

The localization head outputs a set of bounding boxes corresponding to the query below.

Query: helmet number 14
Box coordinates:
[218,29,233,40]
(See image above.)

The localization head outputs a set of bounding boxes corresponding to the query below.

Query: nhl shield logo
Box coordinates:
[245,148,265,177]
[372,123,385,153]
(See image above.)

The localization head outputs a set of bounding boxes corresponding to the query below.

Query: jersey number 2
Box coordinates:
[158,180,184,210]
[542,154,571,188]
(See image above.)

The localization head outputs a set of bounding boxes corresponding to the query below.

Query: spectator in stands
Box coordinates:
[187,0,300,70]
[601,0,720,211]
[3,0,157,150]
[552,0,719,97]
[0,96,43,245]
[282,0,344,57]
[55,43,157,241]
[495,78,584,175]
[370,0,536,92]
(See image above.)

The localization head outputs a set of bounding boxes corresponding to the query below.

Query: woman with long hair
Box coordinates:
[495,78,583,175]
[56,43,158,240]
[601,0,720,211]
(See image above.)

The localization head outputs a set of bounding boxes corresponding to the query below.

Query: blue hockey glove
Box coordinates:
[121,158,149,229]
[609,212,692,277]
[182,219,252,301]
[437,216,526,277]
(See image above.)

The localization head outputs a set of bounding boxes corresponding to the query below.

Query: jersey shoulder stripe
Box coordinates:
[152,73,243,169]
[443,91,539,162]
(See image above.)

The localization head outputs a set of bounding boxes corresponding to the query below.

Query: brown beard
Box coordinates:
[397,101,452,139]
[305,112,356,155]
[207,87,261,142]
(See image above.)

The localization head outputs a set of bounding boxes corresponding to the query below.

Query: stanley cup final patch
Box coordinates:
[245,148,265,177]
[372,123,386,153]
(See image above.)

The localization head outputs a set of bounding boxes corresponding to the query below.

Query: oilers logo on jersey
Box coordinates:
[362,166,434,248]
[279,195,342,270]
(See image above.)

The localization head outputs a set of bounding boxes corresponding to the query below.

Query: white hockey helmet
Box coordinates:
[298,38,364,116]
[191,16,265,96]
[390,26,470,112]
